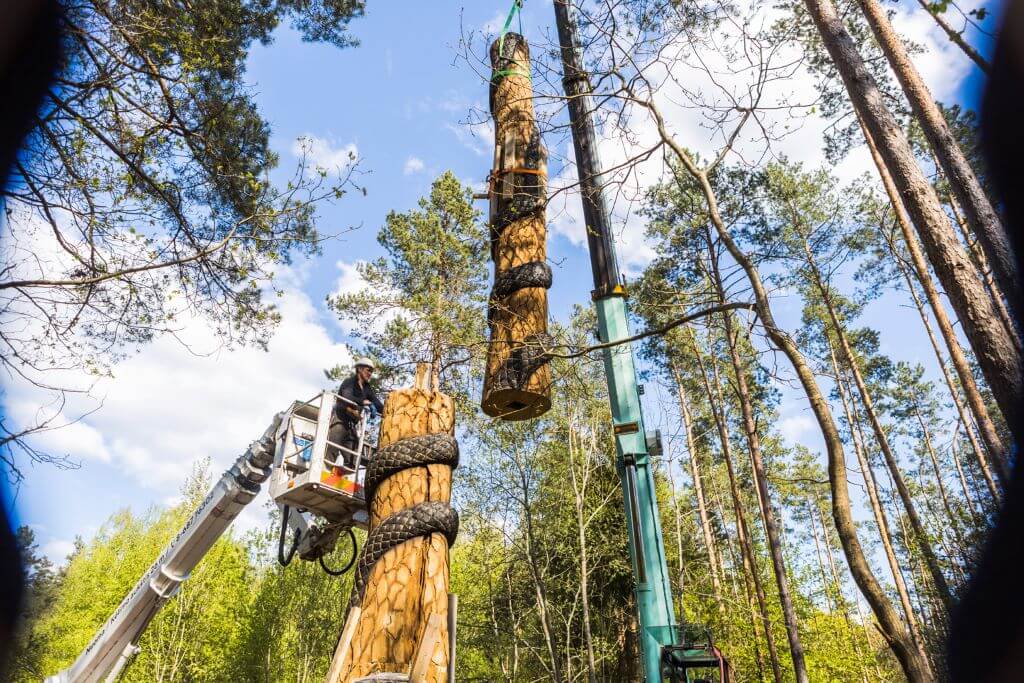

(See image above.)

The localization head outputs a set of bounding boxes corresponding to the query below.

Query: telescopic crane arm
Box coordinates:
[47,390,375,683]
[45,416,283,683]
[552,2,732,681]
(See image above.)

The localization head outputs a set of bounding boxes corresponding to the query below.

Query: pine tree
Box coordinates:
[328,171,487,396]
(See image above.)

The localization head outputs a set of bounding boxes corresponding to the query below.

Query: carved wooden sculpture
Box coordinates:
[481,33,553,421]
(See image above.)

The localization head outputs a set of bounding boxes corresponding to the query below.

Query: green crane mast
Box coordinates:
[551,2,678,679]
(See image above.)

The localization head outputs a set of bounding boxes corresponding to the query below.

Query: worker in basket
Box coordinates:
[329,357,384,468]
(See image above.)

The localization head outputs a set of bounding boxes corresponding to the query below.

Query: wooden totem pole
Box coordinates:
[480,32,554,421]
[329,364,459,683]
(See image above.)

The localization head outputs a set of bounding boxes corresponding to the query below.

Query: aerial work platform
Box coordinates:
[269,390,373,530]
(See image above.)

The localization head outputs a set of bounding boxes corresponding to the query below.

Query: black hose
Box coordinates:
[277,505,300,567]
[319,528,358,576]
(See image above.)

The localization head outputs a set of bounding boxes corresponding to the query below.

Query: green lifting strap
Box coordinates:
[492,0,530,82]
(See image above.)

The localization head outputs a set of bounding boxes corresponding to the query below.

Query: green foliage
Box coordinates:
[15,470,355,682]
[3,0,367,478]
[5,527,66,681]
[328,171,488,397]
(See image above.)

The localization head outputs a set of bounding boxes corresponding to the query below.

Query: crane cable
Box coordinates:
[319,528,358,576]
[277,504,301,567]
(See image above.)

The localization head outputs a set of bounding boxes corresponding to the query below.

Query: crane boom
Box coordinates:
[46,415,283,683]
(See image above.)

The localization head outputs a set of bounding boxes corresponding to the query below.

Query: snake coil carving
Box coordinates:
[349,432,460,608]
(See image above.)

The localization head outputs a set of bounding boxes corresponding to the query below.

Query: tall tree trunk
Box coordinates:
[948,424,984,523]
[672,364,726,611]
[806,0,1024,450]
[805,238,955,615]
[520,472,564,683]
[807,498,870,683]
[652,122,930,677]
[893,503,940,642]
[945,187,1021,347]
[889,244,1004,500]
[635,34,934,674]
[714,487,767,682]
[706,462,742,605]
[916,409,971,566]
[482,33,552,421]
[707,236,810,683]
[567,409,599,683]
[918,475,970,591]
[808,499,839,616]
[667,463,688,609]
[829,344,934,674]
[858,0,1018,307]
[691,334,786,683]
[861,118,1009,486]
[913,0,991,72]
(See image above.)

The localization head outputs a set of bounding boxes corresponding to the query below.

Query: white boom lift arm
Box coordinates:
[46,390,375,683]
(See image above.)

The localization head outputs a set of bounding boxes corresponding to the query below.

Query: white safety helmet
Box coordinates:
[354,357,375,371]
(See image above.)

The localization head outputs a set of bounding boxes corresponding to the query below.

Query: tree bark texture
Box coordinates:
[698,176,932,681]
[893,248,1004,501]
[481,33,552,421]
[693,342,786,683]
[672,365,725,609]
[829,344,934,675]
[805,0,1024,449]
[338,371,456,682]
[859,0,1015,306]
[652,99,932,674]
[946,189,1022,348]
[805,238,955,615]
[709,235,809,683]
[859,119,1008,484]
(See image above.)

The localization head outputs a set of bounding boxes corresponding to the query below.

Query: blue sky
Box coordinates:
[4,0,999,569]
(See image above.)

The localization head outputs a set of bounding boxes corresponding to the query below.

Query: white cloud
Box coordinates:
[42,538,76,566]
[403,156,425,175]
[446,120,493,157]
[6,268,352,495]
[546,118,662,275]
[539,0,980,276]
[890,3,973,102]
[481,10,508,37]
[330,260,406,337]
[779,415,816,443]
[292,135,359,173]
[331,260,371,334]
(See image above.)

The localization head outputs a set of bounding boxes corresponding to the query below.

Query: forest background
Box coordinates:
[1,0,1007,680]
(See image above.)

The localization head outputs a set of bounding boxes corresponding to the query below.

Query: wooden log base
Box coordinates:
[338,364,456,683]
[481,386,551,421]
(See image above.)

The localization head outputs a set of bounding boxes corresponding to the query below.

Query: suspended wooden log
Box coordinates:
[481,32,553,422]
[332,364,459,683]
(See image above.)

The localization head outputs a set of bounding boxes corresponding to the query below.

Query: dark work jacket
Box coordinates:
[337,375,384,422]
